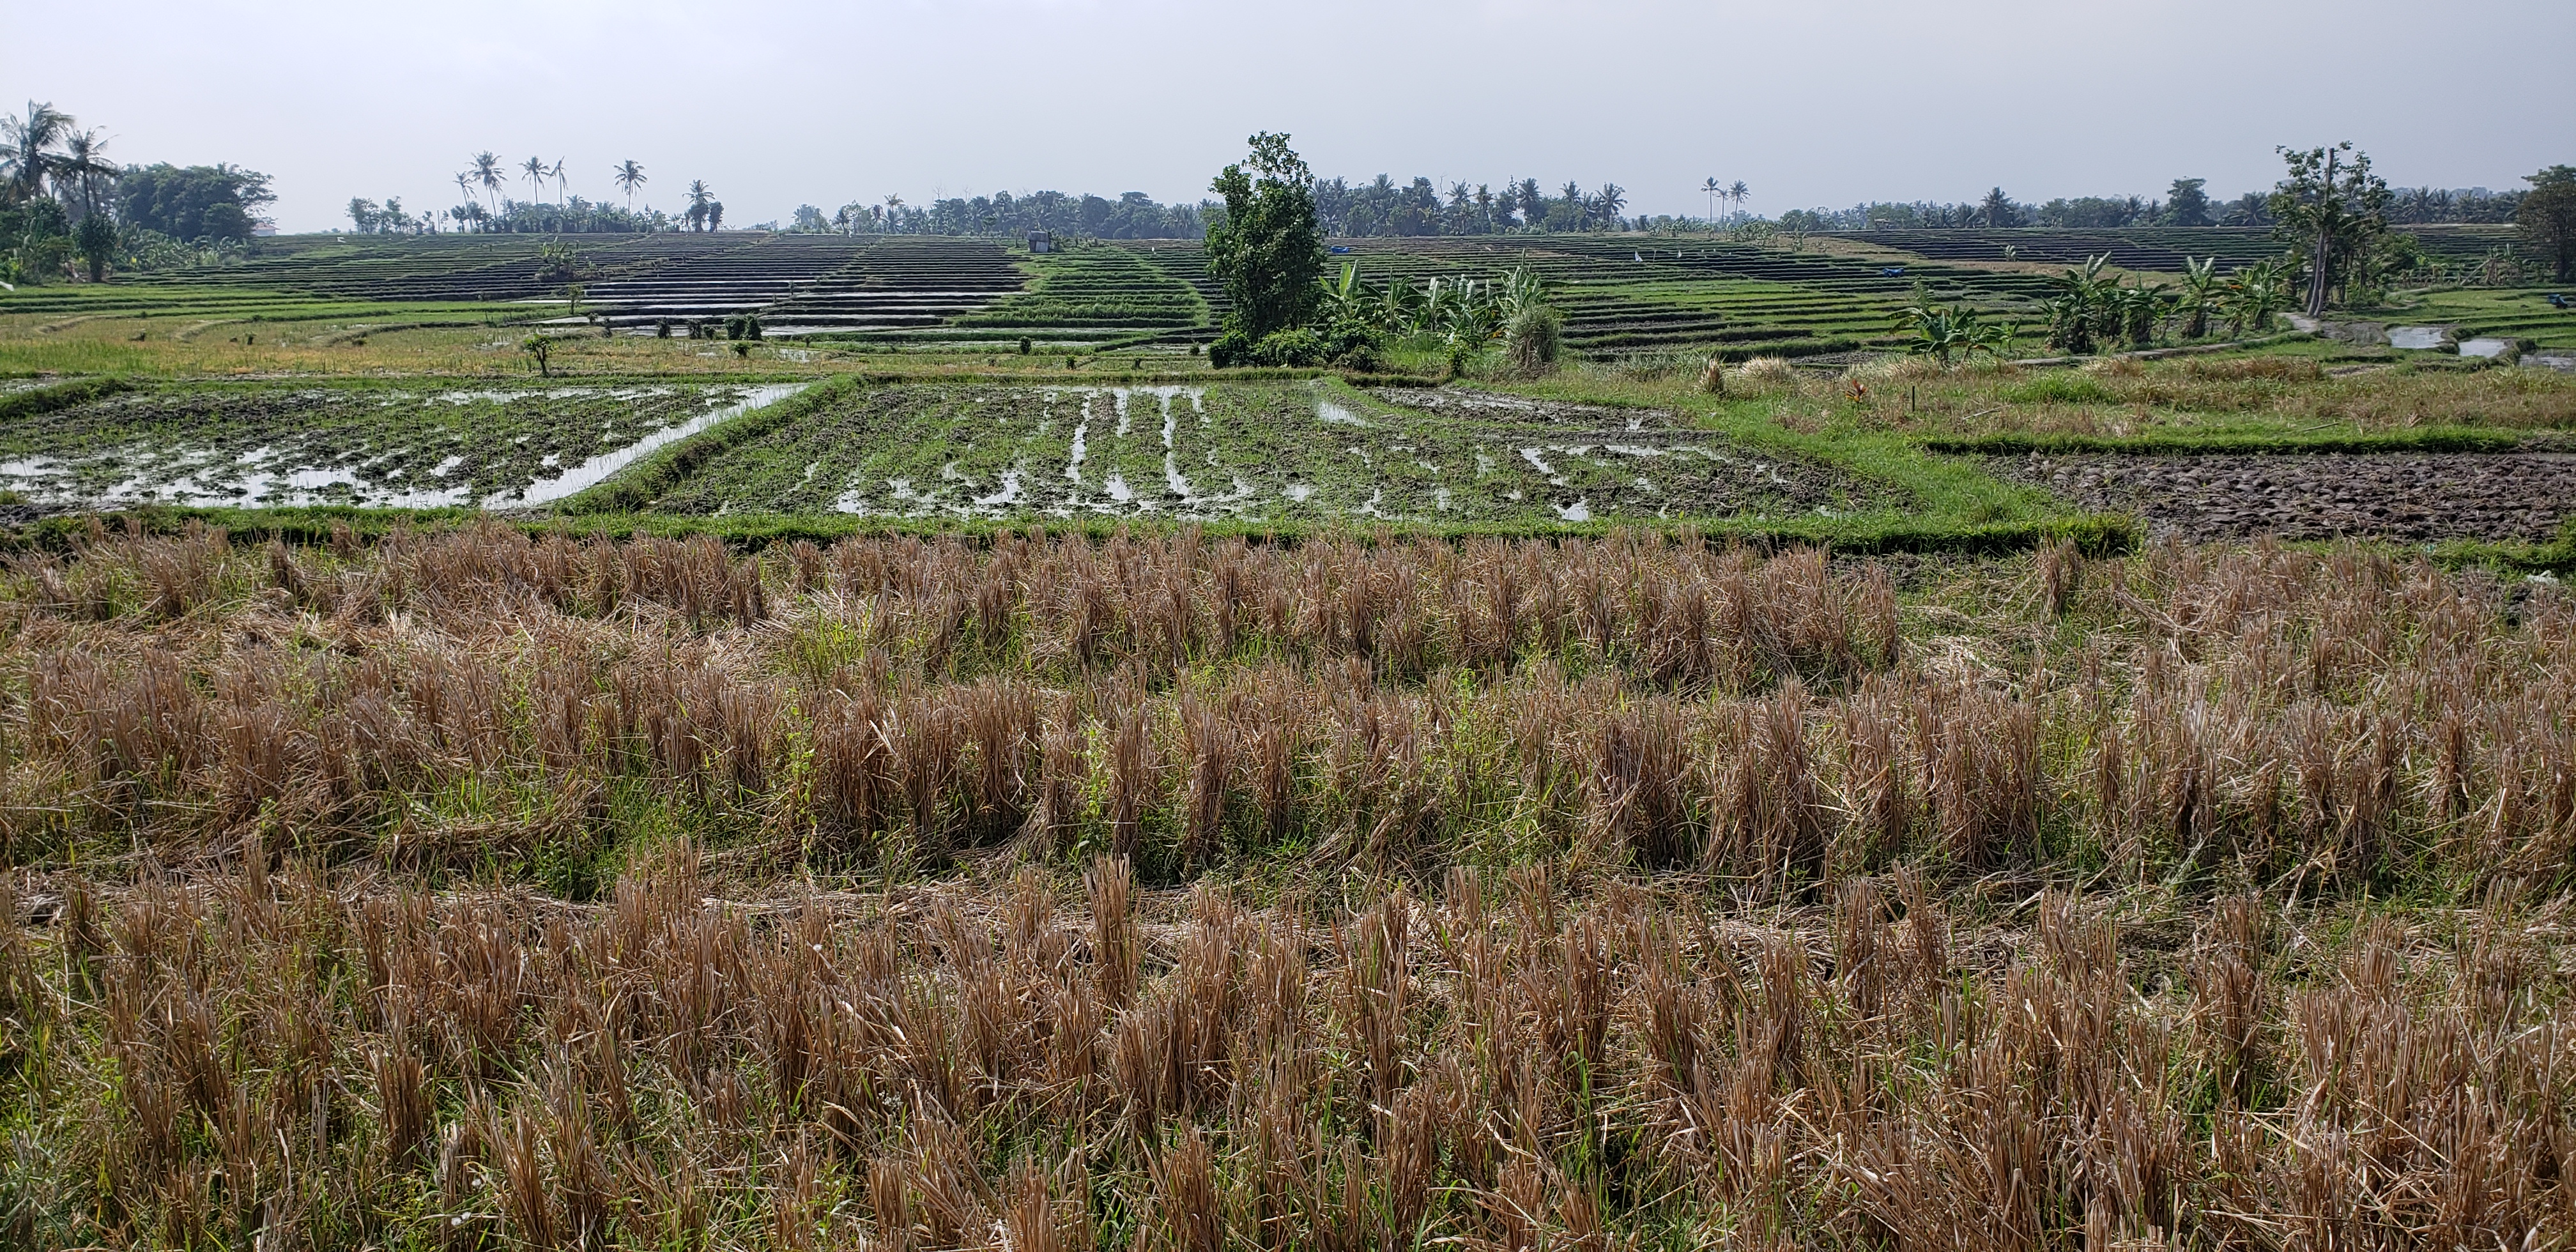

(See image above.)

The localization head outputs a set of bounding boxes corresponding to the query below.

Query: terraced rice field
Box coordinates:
[1310,235,2053,359]
[0,380,801,508]
[1863,227,2287,272]
[14,226,2564,365]
[647,382,1890,523]
[947,248,1209,339]
[589,236,1032,337]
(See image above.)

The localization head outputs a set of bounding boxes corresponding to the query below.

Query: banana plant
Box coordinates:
[2111,279,2172,348]
[1318,262,1375,323]
[1376,275,1422,334]
[2043,254,2117,353]
[2175,256,2221,339]
[1436,277,1506,347]
[1892,298,2010,365]
[1497,266,1547,320]
[2221,259,2290,337]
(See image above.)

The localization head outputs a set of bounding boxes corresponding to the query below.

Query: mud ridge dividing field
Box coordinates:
[651,381,1896,524]
[2000,450,2576,542]
[0,381,804,509]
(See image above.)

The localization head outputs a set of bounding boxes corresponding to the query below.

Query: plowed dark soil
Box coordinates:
[2000,452,2576,542]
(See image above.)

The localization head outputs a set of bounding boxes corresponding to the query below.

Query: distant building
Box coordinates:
[1029,230,1052,254]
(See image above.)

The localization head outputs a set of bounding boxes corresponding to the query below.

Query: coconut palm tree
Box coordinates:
[1702,178,1721,229]
[56,129,114,220]
[613,160,646,210]
[1,100,73,205]
[1728,180,1749,222]
[1595,183,1627,229]
[685,179,714,232]
[520,156,548,208]
[1558,181,1585,231]
[471,152,504,213]
[548,158,569,206]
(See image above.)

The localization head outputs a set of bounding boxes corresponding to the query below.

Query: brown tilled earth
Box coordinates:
[2000,451,2576,542]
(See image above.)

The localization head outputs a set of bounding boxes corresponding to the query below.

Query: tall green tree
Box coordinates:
[1595,183,1627,227]
[2267,142,2391,317]
[73,210,114,281]
[119,163,273,240]
[2517,165,2576,283]
[1,100,72,205]
[685,179,713,232]
[57,130,113,221]
[2164,178,2212,227]
[613,160,647,210]
[471,151,503,212]
[1980,187,2019,228]
[1204,132,1326,363]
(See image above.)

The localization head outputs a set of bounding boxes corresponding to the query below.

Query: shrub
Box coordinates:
[1208,328,1252,368]
[1250,327,1326,367]
[1733,355,1802,393]
[1322,317,1384,370]
[1504,305,1563,376]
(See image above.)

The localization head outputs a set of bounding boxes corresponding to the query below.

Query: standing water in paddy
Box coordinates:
[640,381,1893,523]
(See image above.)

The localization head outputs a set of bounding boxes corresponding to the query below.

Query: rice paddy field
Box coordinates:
[1,229,2574,1249]
[641,382,1892,526]
[0,380,803,509]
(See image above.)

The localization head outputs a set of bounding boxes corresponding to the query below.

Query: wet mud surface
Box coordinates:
[2000,452,2576,542]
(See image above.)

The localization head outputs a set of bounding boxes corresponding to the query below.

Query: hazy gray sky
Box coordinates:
[12,0,2571,233]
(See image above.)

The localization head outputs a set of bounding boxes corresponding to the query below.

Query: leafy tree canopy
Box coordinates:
[2164,178,2212,227]
[2518,165,2576,282]
[118,163,274,242]
[1206,132,1326,345]
[2267,142,2393,316]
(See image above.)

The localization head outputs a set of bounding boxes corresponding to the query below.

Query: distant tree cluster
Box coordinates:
[802,190,1210,240]
[1,100,274,284]
[1781,180,2246,232]
[1310,177,1636,236]
[1775,174,2541,235]
[125,164,275,241]
[401,153,675,234]
[785,177,1646,241]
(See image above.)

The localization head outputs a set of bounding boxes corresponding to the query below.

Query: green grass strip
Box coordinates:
[0,376,135,422]
[553,376,860,515]
[1922,427,2528,456]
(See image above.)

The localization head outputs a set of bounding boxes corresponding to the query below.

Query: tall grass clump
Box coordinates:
[0,522,2568,1244]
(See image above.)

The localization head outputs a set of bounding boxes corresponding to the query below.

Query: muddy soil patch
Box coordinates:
[1999,452,2576,542]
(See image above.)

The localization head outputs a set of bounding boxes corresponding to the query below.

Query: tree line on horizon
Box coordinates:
[1,100,277,284]
[1781,176,2543,234]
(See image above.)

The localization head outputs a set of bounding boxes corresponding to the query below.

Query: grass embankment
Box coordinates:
[0,526,2566,1247]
